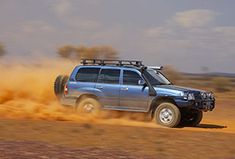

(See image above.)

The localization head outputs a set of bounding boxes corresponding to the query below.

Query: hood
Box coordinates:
[154,85,205,96]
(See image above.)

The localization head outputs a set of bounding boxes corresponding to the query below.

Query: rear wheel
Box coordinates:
[54,75,69,99]
[77,97,101,117]
[180,110,203,127]
[154,102,181,128]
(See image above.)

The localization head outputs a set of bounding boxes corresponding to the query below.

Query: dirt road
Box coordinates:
[0,98,235,159]
[0,118,235,159]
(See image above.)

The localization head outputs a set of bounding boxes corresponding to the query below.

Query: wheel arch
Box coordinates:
[76,93,100,106]
[149,96,178,118]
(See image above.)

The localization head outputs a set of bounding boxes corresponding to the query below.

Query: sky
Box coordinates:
[0,0,235,73]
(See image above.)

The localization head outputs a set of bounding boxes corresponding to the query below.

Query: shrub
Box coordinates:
[212,77,231,92]
[57,45,118,61]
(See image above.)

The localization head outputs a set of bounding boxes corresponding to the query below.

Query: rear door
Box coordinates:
[95,68,120,107]
[120,69,149,111]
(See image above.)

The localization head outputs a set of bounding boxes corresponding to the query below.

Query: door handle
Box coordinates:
[121,87,128,91]
[96,86,103,89]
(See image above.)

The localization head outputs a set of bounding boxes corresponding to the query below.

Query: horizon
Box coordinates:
[0,0,235,73]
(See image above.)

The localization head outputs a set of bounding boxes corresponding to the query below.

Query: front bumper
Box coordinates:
[193,100,215,111]
[176,99,215,112]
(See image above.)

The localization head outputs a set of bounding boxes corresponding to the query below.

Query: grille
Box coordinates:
[194,92,202,100]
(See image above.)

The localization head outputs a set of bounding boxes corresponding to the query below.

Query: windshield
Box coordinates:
[143,69,171,85]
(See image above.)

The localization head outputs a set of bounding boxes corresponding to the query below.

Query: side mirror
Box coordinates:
[138,79,146,85]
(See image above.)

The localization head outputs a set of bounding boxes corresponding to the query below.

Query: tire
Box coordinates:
[154,102,181,128]
[77,97,101,117]
[54,75,69,99]
[180,110,203,127]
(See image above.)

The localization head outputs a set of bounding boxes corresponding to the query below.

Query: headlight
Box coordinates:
[201,92,214,99]
[201,92,207,99]
[187,93,195,100]
[179,92,188,100]
[208,92,214,99]
[179,92,195,100]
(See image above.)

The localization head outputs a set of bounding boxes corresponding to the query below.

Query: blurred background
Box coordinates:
[1,0,235,71]
[0,1,235,158]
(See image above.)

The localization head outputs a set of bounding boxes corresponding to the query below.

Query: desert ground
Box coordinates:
[0,62,235,159]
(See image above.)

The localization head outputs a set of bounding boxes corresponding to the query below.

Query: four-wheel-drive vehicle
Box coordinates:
[54,59,215,128]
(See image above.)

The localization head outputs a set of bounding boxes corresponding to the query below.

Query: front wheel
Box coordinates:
[180,110,203,127]
[154,103,181,128]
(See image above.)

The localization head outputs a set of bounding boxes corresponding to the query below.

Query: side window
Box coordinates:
[76,68,100,82]
[123,70,142,85]
[97,69,120,84]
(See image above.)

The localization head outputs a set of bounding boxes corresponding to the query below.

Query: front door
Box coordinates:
[120,70,149,111]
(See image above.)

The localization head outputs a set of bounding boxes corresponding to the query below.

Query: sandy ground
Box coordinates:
[0,98,235,159]
[0,141,146,159]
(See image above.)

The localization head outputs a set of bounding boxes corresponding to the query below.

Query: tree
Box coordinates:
[57,45,77,59]
[0,42,6,57]
[57,45,118,60]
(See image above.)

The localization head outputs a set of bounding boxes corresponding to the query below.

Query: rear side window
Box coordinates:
[76,68,100,82]
[97,69,120,84]
[123,70,142,85]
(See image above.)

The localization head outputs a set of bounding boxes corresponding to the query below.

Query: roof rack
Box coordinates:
[147,66,163,70]
[81,59,144,67]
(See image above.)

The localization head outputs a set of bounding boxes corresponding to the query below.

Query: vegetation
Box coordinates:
[57,45,118,61]
[0,42,6,57]
[212,77,232,92]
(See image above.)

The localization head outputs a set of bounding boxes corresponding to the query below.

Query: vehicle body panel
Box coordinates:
[61,64,215,113]
[119,68,150,111]
[95,83,120,107]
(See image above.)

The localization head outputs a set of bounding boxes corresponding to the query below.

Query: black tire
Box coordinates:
[54,75,69,99]
[154,102,181,128]
[77,97,101,117]
[180,110,203,127]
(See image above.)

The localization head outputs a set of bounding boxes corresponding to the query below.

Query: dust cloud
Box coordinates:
[0,59,158,128]
[0,59,84,121]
